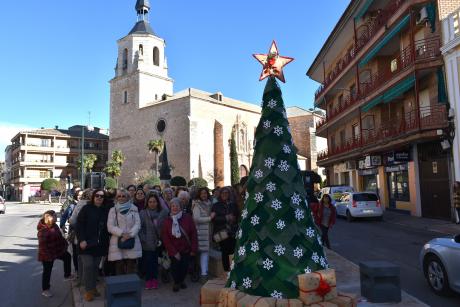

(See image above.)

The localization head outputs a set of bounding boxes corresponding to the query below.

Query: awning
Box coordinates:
[355,0,374,21]
[362,75,415,112]
[358,14,410,68]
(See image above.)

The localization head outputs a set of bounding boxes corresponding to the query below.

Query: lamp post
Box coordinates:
[81,126,85,189]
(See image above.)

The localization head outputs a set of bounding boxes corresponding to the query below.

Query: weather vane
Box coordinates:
[253,40,294,83]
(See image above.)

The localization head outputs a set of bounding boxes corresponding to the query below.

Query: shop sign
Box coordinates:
[358,168,379,176]
[385,150,410,165]
[365,155,382,168]
[346,161,356,170]
[358,159,366,169]
[385,163,408,172]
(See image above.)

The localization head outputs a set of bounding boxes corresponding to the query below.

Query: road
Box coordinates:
[0,202,73,307]
[329,216,460,307]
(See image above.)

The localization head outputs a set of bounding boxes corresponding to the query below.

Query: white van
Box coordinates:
[318,185,355,205]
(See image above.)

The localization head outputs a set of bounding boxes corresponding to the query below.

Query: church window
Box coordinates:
[122,48,128,69]
[139,44,144,56]
[123,91,128,104]
[156,119,166,133]
[155,94,158,100]
[153,47,160,66]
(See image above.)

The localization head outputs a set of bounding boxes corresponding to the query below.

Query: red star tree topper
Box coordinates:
[253,40,294,83]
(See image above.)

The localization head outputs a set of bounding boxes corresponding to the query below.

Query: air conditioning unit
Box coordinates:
[416,7,428,25]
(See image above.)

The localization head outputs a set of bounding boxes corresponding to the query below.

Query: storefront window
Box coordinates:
[389,170,410,201]
[363,175,377,192]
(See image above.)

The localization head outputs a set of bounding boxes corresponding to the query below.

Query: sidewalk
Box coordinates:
[72,249,427,307]
[383,210,460,235]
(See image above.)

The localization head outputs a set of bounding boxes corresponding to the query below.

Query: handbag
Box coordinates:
[213,229,229,243]
[115,209,135,250]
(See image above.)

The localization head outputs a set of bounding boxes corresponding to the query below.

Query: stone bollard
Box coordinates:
[105,274,142,307]
[359,260,401,303]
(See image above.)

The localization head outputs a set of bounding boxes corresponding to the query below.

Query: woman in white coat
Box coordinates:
[107,189,142,275]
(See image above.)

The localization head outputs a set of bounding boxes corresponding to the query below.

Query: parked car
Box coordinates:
[335,192,383,222]
[420,234,460,295]
[0,196,5,214]
[318,186,355,205]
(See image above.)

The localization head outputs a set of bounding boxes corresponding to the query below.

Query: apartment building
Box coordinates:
[9,126,109,201]
[307,0,453,220]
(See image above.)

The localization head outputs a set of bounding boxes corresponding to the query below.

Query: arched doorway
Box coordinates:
[239,165,248,177]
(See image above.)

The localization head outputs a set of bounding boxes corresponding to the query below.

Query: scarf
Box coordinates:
[171,211,183,239]
[116,200,132,215]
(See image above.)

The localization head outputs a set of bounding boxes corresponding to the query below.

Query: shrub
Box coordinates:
[188,178,208,188]
[170,176,187,187]
[41,179,59,191]
[143,175,161,186]
[105,177,118,189]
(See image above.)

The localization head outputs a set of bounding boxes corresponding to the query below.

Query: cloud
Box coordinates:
[0,122,33,161]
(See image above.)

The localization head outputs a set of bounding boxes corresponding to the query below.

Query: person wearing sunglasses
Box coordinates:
[107,189,142,275]
[76,189,110,301]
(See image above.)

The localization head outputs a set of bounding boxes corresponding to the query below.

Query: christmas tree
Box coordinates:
[226,42,327,299]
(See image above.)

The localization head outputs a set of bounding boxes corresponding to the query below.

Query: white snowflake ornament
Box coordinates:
[238,246,246,257]
[254,192,263,203]
[312,252,320,263]
[271,290,283,299]
[263,120,271,129]
[320,256,327,268]
[278,160,289,172]
[282,144,291,154]
[273,126,283,136]
[264,157,275,168]
[306,227,315,238]
[295,208,305,221]
[237,228,242,239]
[230,281,236,289]
[254,169,263,179]
[242,277,252,289]
[276,219,286,230]
[267,99,277,108]
[241,209,248,219]
[250,241,259,253]
[266,181,276,192]
[251,215,260,226]
[291,193,301,205]
[304,267,312,274]
[271,199,282,210]
[274,244,286,256]
[262,258,274,270]
[293,247,303,259]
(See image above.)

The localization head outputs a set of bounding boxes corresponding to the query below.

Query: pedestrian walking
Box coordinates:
[133,188,146,211]
[315,194,336,249]
[37,210,72,298]
[76,189,110,302]
[162,198,198,292]
[60,189,82,274]
[107,189,142,275]
[192,188,214,283]
[211,187,238,272]
[139,193,168,289]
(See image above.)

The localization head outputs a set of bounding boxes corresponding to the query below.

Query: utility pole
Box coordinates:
[81,126,85,189]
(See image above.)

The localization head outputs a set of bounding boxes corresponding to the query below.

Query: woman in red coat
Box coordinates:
[37,210,72,298]
[162,198,198,292]
[315,194,336,249]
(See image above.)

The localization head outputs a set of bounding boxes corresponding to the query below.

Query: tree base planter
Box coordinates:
[200,269,358,307]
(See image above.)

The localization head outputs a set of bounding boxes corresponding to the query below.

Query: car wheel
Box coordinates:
[346,210,354,222]
[424,255,452,296]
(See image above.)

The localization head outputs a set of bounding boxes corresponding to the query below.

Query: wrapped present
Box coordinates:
[254,297,277,307]
[329,292,358,307]
[237,294,262,307]
[298,269,337,305]
[228,290,246,307]
[217,288,239,307]
[275,299,303,307]
[309,302,338,307]
[201,279,227,306]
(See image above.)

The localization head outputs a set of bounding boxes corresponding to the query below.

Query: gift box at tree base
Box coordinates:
[200,42,358,307]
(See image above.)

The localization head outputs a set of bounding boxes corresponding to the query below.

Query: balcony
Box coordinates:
[317,104,448,162]
[314,0,407,101]
[316,37,441,131]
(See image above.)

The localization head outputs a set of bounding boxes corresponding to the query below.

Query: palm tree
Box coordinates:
[112,150,125,166]
[147,139,164,177]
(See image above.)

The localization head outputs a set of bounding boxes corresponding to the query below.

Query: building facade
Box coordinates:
[308,0,453,220]
[8,126,109,201]
[109,1,322,187]
[440,1,460,186]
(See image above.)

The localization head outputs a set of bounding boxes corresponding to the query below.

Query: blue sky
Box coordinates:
[0,0,349,159]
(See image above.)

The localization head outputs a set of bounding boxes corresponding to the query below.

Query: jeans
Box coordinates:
[80,255,102,291]
[219,238,236,271]
[115,259,137,275]
[320,224,331,249]
[200,251,209,276]
[170,253,190,285]
[143,250,159,280]
[42,251,72,291]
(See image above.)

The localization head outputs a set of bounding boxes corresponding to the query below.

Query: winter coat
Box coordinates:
[211,201,239,236]
[76,202,110,256]
[37,221,68,262]
[133,198,145,211]
[192,200,212,252]
[139,208,168,251]
[315,203,336,228]
[107,205,142,261]
[69,200,88,228]
[59,202,76,228]
[162,213,198,257]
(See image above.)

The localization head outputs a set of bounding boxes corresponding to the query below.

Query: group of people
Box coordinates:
[37,183,244,300]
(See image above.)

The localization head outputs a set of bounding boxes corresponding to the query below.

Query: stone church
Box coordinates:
[109,0,324,188]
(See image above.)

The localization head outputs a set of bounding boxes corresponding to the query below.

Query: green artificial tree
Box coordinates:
[226,43,327,299]
[230,131,240,185]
